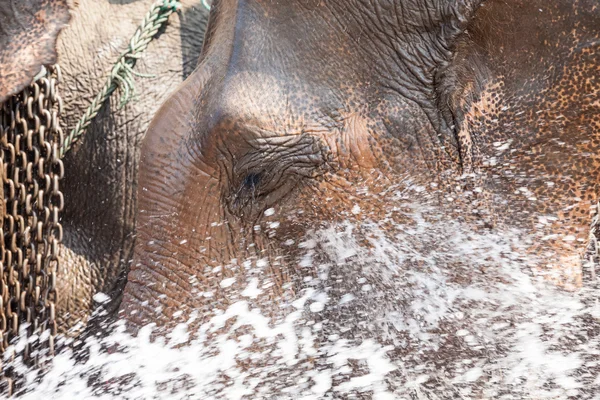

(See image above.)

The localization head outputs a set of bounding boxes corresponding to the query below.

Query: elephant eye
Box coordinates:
[243,172,262,191]
[228,170,269,216]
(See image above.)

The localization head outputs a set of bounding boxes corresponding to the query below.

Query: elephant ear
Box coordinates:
[0,0,70,104]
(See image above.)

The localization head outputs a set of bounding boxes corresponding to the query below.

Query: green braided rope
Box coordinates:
[60,0,181,158]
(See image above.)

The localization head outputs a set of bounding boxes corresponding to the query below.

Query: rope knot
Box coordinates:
[161,0,181,12]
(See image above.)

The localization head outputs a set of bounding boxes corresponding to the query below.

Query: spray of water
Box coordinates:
[9,204,600,399]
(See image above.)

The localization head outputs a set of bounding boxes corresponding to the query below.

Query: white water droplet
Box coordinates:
[269,221,280,229]
[220,278,236,288]
[242,278,262,299]
[93,292,110,304]
[339,293,355,304]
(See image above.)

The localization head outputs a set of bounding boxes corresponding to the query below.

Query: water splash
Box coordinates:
[12,208,600,399]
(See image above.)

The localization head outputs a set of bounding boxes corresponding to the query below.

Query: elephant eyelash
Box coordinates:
[231,170,268,204]
[225,170,270,217]
[242,172,263,191]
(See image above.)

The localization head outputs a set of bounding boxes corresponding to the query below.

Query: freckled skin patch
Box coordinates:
[458,0,600,288]
[120,0,599,392]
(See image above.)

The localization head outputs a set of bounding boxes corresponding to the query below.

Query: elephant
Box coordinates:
[2,0,600,397]
[116,0,599,397]
[0,0,209,340]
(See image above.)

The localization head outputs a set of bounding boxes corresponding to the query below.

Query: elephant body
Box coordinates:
[53,0,208,334]
[0,0,206,342]
[125,0,600,330]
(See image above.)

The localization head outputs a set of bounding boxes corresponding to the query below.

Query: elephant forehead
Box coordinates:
[214,72,288,115]
[201,70,350,138]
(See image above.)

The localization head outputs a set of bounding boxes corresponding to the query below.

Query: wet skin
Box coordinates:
[121,0,599,342]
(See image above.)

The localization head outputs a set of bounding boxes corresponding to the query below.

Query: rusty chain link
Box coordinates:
[0,65,64,393]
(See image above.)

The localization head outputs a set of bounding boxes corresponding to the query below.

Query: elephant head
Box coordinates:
[122,0,600,337]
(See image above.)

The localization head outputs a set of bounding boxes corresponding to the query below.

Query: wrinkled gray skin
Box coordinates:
[54,0,208,335]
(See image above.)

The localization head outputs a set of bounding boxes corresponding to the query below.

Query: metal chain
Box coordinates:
[0,65,64,394]
[60,0,181,158]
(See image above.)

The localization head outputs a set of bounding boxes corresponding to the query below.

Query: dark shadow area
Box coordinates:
[179,3,210,79]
